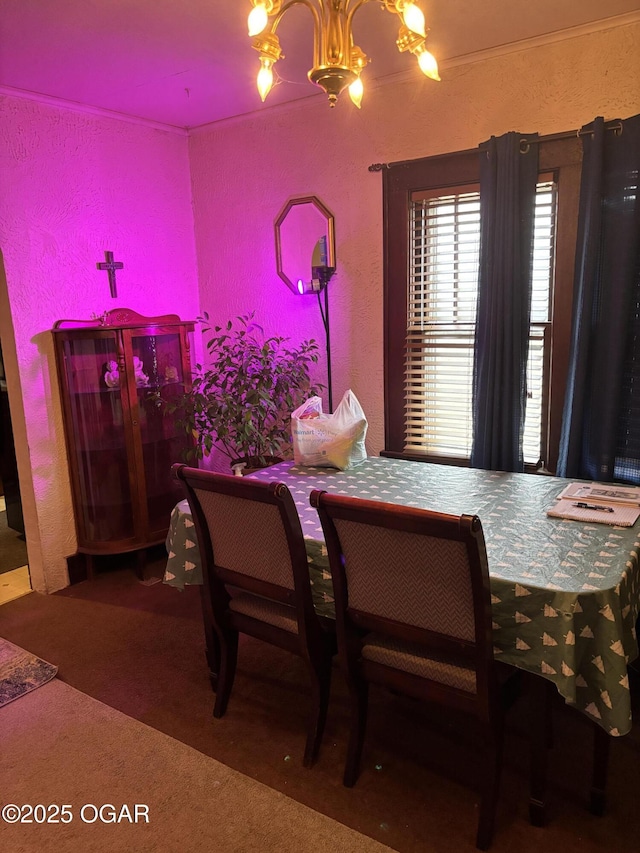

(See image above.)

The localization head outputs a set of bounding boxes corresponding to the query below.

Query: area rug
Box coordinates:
[0,509,29,574]
[0,638,57,707]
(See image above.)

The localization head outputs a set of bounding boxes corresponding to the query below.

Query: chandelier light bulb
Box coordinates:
[257,60,274,101]
[348,76,364,109]
[400,2,426,37]
[248,4,269,37]
[417,46,440,81]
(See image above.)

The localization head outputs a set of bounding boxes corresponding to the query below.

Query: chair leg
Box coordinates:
[475,725,503,851]
[303,654,333,769]
[529,676,553,827]
[589,724,610,816]
[199,586,220,691]
[344,679,369,787]
[213,631,239,719]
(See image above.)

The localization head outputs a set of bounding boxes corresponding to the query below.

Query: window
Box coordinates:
[406,187,479,459]
[383,139,581,473]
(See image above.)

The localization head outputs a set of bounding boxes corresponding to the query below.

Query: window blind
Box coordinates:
[405,182,556,464]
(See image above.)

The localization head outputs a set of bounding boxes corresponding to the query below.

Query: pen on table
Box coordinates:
[572,502,615,513]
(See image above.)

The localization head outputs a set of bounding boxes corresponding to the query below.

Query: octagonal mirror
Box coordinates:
[275,195,335,294]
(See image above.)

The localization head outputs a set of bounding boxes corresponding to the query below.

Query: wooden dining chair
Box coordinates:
[172,464,336,768]
[310,489,520,850]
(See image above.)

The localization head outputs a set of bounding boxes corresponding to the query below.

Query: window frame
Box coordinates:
[383,136,582,474]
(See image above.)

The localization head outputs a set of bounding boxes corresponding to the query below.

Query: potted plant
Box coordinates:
[164,312,323,470]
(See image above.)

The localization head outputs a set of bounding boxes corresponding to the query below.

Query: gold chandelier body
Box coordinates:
[248,0,440,109]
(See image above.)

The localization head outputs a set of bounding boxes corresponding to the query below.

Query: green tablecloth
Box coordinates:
[165,457,640,736]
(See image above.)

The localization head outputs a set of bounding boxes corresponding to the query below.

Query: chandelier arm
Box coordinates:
[345,0,374,33]
[345,0,376,80]
[272,0,321,31]
[271,0,322,68]
[381,0,402,15]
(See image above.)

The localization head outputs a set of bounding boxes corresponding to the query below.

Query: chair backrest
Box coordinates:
[310,490,496,710]
[173,464,317,634]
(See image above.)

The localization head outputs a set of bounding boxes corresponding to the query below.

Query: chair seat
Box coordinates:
[230,593,299,634]
[361,634,477,693]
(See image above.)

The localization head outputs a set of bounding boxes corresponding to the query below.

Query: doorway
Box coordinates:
[0,338,31,603]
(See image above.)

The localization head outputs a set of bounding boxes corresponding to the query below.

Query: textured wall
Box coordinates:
[189,22,640,466]
[0,97,199,592]
[1,22,639,594]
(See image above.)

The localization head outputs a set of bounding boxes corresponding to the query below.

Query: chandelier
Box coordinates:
[247,0,440,109]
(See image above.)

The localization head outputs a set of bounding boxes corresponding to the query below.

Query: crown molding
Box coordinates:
[439,9,640,72]
[0,85,188,135]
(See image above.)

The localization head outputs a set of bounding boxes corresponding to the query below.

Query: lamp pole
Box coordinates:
[320,286,332,412]
[314,266,335,412]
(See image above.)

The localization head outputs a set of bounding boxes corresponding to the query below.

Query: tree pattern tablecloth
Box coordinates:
[165,457,640,736]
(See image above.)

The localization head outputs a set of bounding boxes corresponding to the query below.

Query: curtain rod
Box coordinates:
[519,120,623,153]
[369,120,624,171]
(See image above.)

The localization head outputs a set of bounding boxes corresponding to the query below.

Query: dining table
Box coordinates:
[164,456,640,819]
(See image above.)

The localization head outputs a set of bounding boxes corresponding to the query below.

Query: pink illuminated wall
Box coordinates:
[1,20,639,594]
[0,96,199,592]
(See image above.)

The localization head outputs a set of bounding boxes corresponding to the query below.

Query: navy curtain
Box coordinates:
[557,114,640,482]
[470,132,539,472]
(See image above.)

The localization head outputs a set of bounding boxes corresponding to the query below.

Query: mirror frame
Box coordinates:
[274,195,336,294]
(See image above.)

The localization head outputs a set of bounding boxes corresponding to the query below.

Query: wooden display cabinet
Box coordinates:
[52,308,195,579]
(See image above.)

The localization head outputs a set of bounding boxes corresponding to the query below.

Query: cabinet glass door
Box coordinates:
[129,331,190,535]
[61,336,135,542]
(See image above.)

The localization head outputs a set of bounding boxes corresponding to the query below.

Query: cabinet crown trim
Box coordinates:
[53,308,188,330]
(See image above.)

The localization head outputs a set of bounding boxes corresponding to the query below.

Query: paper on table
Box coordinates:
[555,482,640,506]
[546,498,640,527]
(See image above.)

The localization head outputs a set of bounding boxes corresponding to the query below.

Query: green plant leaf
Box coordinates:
[156,313,322,464]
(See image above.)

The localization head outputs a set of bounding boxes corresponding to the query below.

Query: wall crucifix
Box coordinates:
[96,250,124,298]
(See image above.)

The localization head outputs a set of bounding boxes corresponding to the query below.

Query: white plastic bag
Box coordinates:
[291,389,368,470]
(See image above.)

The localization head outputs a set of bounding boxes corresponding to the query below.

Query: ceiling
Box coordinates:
[1,1,638,129]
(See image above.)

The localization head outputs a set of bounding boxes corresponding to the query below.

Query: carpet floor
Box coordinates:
[1,679,396,853]
[1,555,639,853]
[0,509,28,574]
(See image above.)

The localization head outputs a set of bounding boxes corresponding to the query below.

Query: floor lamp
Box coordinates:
[312,263,335,412]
